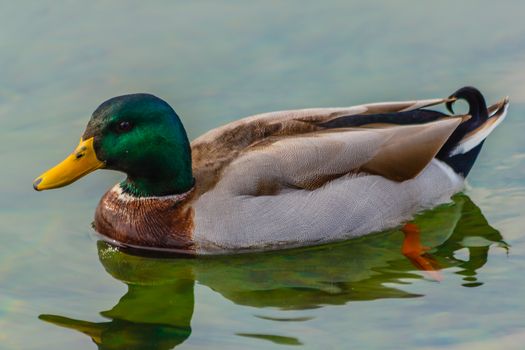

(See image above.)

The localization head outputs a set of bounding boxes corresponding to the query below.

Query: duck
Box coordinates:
[33,86,509,255]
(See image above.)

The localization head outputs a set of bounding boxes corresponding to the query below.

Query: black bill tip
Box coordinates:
[33,178,42,191]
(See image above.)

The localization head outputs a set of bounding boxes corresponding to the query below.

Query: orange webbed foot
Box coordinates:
[401,223,443,281]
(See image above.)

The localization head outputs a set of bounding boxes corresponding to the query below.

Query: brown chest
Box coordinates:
[93,186,196,252]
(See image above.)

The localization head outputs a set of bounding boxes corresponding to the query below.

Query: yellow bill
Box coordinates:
[33,137,105,191]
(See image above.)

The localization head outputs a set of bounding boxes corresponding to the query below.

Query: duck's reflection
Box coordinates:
[39,194,506,349]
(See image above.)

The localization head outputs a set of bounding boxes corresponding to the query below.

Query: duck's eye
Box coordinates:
[116,121,133,133]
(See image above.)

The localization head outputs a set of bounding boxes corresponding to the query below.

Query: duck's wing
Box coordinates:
[191,97,464,193]
[212,117,468,198]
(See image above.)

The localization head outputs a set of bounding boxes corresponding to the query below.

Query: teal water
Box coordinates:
[1,1,525,349]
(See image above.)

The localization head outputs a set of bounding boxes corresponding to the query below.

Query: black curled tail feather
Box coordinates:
[445,86,489,123]
[437,86,490,177]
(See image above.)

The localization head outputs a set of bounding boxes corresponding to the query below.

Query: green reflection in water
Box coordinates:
[39,194,505,349]
[236,333,302,346]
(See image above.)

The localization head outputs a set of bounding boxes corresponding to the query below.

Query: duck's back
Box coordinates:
[190,97,453,195]
[189,97,475,253]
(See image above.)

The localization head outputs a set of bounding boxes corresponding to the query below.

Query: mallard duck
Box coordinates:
[33,86,508,254]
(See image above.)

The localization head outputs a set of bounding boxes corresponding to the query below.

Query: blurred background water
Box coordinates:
[1,1,525,349]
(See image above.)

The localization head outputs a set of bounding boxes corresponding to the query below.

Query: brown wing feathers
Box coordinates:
[191,98,466,194]
[360,117,466,181]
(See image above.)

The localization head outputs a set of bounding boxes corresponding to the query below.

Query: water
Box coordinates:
[1,1,525,349]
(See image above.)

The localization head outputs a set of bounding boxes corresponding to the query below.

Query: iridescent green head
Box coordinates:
[33,94,194,197]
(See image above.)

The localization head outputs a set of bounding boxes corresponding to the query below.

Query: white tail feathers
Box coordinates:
[449,97,509,157]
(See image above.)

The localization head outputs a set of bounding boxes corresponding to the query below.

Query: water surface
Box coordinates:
[1,1,525,349]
